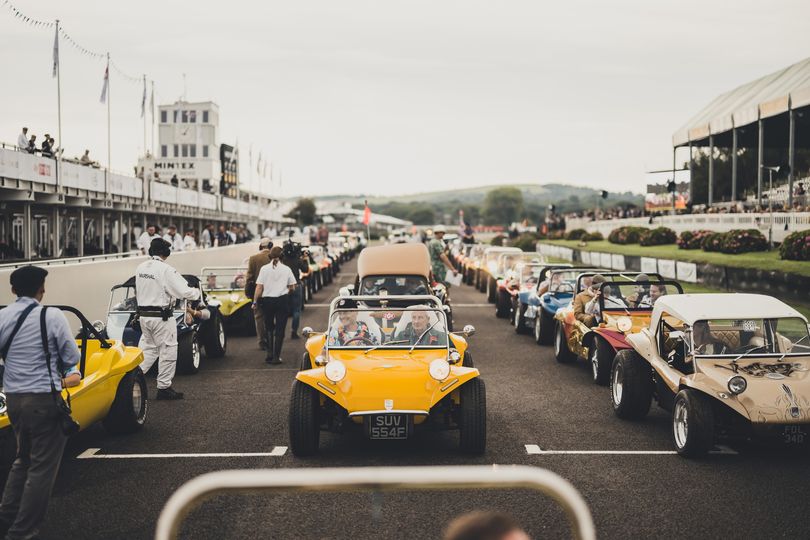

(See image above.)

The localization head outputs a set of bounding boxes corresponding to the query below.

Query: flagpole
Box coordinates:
[106,52,111,175]
[150,81,155,156]
[142,74,147,156]
[55,19,62,189]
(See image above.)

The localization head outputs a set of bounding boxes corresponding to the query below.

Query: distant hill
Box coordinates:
[308,183,643,207]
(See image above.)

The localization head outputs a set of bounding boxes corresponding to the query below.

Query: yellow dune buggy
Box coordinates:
[0,305,147,490]
[201,266,254,335]
[290,295,485,456]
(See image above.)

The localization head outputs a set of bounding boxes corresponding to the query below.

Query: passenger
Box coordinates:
[573,274,604,327]
[692,320,729,355]
[443,511,530,540]
[626,274,650,308]
[396,310,446,346]
[602,284,628,309]
[638,283,667,308]
[328,311,379,346]
[539,272,563,296]
[205,273,218,290]
[231,272,246,289]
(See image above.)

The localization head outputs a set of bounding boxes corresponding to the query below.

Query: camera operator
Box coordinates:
[282,241,310,340]
[253,246,296,364]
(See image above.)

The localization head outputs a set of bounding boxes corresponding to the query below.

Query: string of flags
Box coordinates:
[1,0,53,28]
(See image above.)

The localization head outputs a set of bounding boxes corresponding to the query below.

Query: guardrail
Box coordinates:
[154,465,596,540]
[0,250,143,270]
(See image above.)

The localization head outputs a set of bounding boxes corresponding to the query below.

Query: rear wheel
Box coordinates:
[495,290,511,318]
[289,380,320,456]
[486,277,497,303]
[610,349,653,419]
[536,310,554,345]
[177,331,201,375]
[554,321,576,363]
[589,337,613,386]
[203,313,227,358]
[672,389,715,457]
[103,368,148,434]
[459,378,486,454]
[513,302,527,334]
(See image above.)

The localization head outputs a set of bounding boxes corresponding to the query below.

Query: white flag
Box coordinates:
[257,151,262,175]
[100,66,109,104]
[141,78,146,117]
[150,82,154,116]
[51,26,58,78]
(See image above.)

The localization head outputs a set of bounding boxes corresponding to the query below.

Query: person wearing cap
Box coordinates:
[0,265,81,539]
[135,238,201,399]
[163,224,184,252]
[246,238,273,350]
[573,274,605,327]
[253,246,297,364]
[428,226,457,286]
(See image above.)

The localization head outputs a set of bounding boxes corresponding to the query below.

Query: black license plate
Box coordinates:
[366,414,410,440]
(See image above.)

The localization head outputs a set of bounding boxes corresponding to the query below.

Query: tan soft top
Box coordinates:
[358,243,430,278]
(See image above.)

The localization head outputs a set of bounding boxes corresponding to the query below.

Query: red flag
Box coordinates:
[362,202,371,225]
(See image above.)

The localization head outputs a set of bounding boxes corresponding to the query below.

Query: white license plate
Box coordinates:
[366,414,410,439]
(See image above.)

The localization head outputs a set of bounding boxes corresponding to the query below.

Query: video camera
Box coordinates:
[283,239,303,259]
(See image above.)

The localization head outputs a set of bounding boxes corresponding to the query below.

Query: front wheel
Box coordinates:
[289,380,320,456]
[486,277,497,303]
[672,389,715,457]
[177,331,201,375]
[513,302,527,334]
[554,321,575,363]
[535,310,554,345]
[459,378,486,454]
[610,349,653,420]
[203,313,227,358]
[589,337,613,386]
[103,368,148,434]
[495,290,511,318]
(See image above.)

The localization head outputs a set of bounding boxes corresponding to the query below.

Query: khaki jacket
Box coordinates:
[246,249,273,296]
[573,290,598,327]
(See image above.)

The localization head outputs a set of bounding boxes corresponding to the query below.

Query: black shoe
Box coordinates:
[156,387,184,400]
[290,332,299,340]
[259,342,268,351]
[271,357,283,365]
[265,355,274,364]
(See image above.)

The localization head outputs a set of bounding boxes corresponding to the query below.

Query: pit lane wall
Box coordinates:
[536,243,809,302]
[0,243,259,322]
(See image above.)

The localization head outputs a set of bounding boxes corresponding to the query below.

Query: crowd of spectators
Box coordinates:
[15,126,100,167]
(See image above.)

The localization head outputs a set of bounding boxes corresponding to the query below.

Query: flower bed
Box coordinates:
[677,230,712,250]
[779,229,810,261]
[608,226,647,245]
[718,229,768,254]
[639,227,676,246]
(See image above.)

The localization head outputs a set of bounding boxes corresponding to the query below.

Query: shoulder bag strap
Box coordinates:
[0,303,38,359]
[39,307,72,407]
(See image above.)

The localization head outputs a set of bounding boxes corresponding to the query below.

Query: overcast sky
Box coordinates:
[2,0,808,198]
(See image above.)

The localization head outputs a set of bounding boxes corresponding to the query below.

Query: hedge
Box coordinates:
[608,226,647,245]
[565,228,588,240]
[581,231,603,241]
[780,229,810,261]
[513,233,539,252]
[718,229,768,254]
[677,230,712,250]
[639,227,676,246]
[701,232,726,252]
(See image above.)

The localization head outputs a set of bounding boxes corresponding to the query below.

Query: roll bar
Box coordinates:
[154,465,595,540]
[328,294,444,314]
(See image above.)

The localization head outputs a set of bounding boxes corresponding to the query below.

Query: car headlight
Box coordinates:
[728,375,747,395]
[617,316,633,333]
[324,360,347,383]
[448,350,462,364]
[429,359,451,381]
[230,293,240,303]
[92,320,106,334]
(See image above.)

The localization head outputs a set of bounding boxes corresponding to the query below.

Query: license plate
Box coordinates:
[366,414,410,440]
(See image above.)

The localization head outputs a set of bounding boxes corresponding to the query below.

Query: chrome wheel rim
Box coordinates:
[132,380,145,423]
[192,339,201,368]
[514,307,521,329]
[218,320,226,347]
[591,347,599,380]
[535,318,541,341]
[612,363,623,405]
[673,400,688,449]
[555,326,562,355]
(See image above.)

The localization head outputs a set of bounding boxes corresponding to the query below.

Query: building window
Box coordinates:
[161,145,167,158]
[202,145,209,158]
[181,144,188,157]
[189,111,196,123]
[189,144,196,158]
[161,110,168,123]
[202,110,209,123]
[173,110,179,123]
[173,144,179,157]
[181,110,189,123]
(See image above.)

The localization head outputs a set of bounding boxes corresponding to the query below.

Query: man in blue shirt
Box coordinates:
[0,266,80,539]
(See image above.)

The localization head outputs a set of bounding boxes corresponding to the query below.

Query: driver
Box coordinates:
[396,310,446,346]
[638,283,667,308]
[205,273,217,289]
[231,272,246,289]
[692,320,728,355]
[328,311,379,346]
[601,284,628,309]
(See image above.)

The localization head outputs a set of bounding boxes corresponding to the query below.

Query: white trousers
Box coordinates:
[138,317,178,390]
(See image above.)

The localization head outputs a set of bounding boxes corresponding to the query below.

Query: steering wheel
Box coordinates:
[344,336,375,346]
[733,344,767,355]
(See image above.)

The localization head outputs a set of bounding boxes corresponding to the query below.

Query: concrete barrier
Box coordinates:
[0,243,259,322]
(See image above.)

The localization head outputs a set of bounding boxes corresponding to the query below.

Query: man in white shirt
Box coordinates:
[200,224,213,249]
[16,127,28,151]
[253,246,296,364]
[183,230,197,251]
[136,225,161,254]
[262,225,277,239]
[163,224,184,252]
[135,238,201,399]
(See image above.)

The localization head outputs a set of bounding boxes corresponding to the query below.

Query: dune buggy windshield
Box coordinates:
[691,317,810,357]
[545,270,585,294]
[326,307,448,350]
[360,276,430,296]
[201,269,247,291]
[516,264,543,289]
[599,282,682,312]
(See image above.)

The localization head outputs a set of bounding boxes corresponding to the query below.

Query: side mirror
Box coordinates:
[338,287,351,297]
[462,324,475,338]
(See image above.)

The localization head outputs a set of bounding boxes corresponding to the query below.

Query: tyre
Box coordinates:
[103,368,148,434]
[589,337,613,386]
[535,309,553,345]
[610,349,653,420]
[459,378,486,454]
[446,310,454,333]
[237,305,257,337]
[203,313,227,358]
[289,380,320,456]
[462,351,474,368]
[300,352,312,371]
[495,290,511,319]
[672,389,715,457]
[513,302,527,334]
[554,321,576,363]
[0,430,17,497]
[486,277,497,303]
[477,271,485,292]
[177,331,201,375]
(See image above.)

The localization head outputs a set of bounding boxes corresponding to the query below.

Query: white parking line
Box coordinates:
[77,446,288,459]
[524,444,737,455]
[452,304,492,307]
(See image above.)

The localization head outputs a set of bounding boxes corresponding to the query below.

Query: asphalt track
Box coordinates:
[41,257,810,539]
